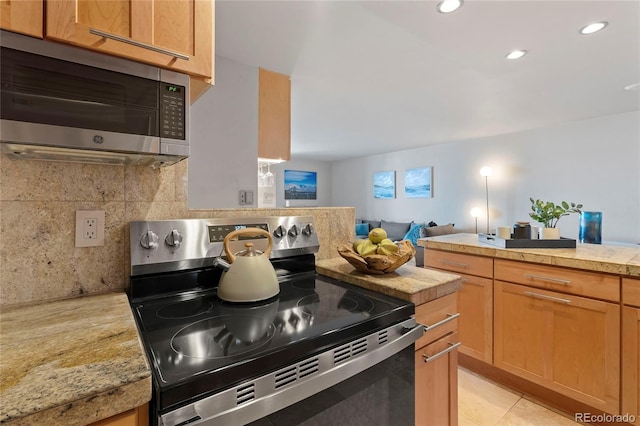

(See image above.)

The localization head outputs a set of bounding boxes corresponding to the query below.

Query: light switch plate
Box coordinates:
[75,210,105,247]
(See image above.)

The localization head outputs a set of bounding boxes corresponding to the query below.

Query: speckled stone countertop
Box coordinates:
[418,233,640,277]
[316,257,462,305]
[0,292,151,425]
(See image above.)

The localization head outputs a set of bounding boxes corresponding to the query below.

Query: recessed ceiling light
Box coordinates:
[506,50,527,60]
[580,21,608,35]
[624,83,640,91]
[437,0,463,14]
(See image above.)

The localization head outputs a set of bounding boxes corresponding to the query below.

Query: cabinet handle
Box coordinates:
[423,342,461,363]
[524,291,571,304]
[89,28,190,61]
[439,259,468,268]
[523,273,571,285]
[423,313,460,332]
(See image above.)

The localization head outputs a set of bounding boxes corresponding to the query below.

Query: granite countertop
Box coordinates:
[316,257,462,305]
[418,233,640,277]
[0,292,151,426]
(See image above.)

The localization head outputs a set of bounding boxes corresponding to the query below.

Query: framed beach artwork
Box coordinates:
[404,167,433,198]
[373,170,396,199]
[284,170,317,200]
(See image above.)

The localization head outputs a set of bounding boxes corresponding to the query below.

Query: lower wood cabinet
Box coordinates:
[623,278,640,425]
[415,292,459,426]
[88,404,148,426]
[494,281,620,414]
[456,273,493,363]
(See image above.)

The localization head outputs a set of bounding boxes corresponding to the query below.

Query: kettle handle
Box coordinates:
[223,227,273,264]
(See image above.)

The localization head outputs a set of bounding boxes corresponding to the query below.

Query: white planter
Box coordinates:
[541,227,560,240]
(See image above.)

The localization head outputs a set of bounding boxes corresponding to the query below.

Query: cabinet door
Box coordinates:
[623,306,640,425]
[45,0,213,79]
[258,68,291,161]
[415,332,459,426]
[88,409,137,426]
[457,273,493,363]
[495,281,620,414]
[0,0,42,37]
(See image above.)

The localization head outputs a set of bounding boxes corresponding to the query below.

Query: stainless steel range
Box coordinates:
[128,216,422,426]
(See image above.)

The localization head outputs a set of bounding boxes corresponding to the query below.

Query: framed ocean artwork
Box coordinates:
[373,171,396,199]
[404,167,432,198]
[284,170,317,200]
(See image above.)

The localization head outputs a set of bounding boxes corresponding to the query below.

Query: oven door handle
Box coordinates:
[160,318,423,426]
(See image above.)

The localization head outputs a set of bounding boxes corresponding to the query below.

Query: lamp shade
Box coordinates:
[470,207,481,218]
[480,166,492,177]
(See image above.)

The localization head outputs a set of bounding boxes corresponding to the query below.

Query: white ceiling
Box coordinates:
[215,0,640,162]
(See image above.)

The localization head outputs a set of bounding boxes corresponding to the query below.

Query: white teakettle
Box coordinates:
[216,228,279,302]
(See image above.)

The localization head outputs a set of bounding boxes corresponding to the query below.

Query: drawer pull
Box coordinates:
[524,291,571,304]
[89,28,190,61]
[423,313,460,332]
[439,259,468,268]
[423,342,461,363]
[523,273,571,285]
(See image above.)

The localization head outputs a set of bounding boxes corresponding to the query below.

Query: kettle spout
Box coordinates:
[213,257,231,272]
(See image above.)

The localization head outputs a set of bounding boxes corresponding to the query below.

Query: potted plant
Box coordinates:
[529,198,583,239]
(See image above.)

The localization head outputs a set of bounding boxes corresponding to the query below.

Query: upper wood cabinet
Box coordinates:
[258,68,291,161]
[45,0,214,81]
[0,0,43,37]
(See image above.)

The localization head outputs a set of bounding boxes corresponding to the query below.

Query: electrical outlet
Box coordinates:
[76,210,105,247]
[84,218,97,239]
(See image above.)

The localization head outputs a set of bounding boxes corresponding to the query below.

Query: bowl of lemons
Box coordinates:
[337,228,416,275]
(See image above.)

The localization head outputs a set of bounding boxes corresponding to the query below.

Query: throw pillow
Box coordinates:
[355,223,369,236]
[381,220,413,242]
[362,219,381,231]
[421,223,455,237]
[403,223,424,246]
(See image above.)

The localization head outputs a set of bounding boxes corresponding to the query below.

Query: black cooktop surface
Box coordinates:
[130,271,414,412]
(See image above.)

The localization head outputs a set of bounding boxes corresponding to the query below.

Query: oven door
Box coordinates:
[250,344,416,426]
[160,319,422,426]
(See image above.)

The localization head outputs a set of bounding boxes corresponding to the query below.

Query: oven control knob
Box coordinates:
[140,230,159,249]
[302,223,314,236]
[288,224,299,237]
[165,229,183,248]
[273,225,286,239]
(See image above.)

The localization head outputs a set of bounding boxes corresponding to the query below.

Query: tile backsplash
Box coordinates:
[0,156,353,306]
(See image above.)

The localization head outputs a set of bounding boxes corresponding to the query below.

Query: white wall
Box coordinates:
[272,159,333,207]
[331,111,640,244]
[188,57,259,209]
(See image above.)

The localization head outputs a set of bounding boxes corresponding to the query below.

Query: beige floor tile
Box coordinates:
[494,398,580,426]
[458,368,523,426]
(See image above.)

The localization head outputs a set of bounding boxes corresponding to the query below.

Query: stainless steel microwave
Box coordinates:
[0,30,189,167]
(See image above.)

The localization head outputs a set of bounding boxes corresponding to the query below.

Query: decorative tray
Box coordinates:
[478,233,576,249]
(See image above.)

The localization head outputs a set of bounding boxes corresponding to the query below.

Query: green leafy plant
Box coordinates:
[529,198,583,228]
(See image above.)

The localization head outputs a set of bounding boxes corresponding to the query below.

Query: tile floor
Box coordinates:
[458,367,581,426]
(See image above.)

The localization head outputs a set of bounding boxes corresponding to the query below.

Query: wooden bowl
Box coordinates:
[337,240,416,275]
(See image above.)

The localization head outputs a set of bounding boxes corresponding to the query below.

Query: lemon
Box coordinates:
[368,228,387,244]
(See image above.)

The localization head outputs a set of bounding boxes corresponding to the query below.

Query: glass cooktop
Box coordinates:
[130,272,414,412]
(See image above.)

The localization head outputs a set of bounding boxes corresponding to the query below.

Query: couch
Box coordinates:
[355,219,455,267]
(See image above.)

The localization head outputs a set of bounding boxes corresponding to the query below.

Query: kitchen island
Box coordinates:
[316,257,463,425]
[0,292,151,426]
[417,233,640,423]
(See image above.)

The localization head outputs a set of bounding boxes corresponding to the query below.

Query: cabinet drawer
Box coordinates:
[624,278,640,308]
[416,331,459,362]
[495,259,620,302]
[424,250,493,278]
[415,293,458,349]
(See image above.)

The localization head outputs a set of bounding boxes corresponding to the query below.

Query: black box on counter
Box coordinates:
[478,233,577,249]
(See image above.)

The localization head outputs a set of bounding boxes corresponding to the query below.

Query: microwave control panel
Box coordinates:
[160,83,186,140]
